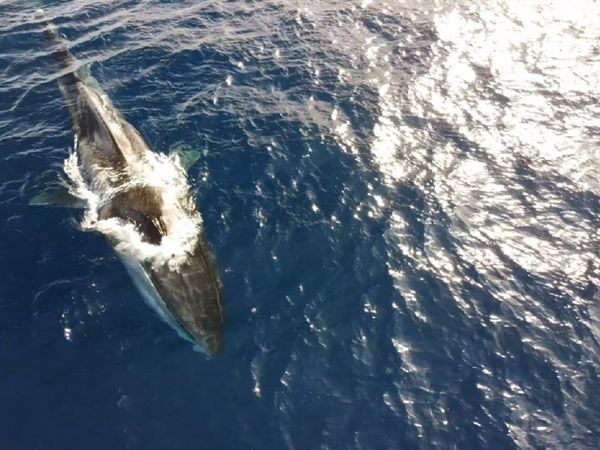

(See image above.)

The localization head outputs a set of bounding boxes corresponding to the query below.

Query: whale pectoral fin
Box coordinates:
[29,188,86,208]
[174,148,203,172]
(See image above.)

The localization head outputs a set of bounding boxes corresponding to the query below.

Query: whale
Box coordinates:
[34,14,225,356]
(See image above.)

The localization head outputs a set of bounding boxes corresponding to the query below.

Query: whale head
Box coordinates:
[146,241,225,357]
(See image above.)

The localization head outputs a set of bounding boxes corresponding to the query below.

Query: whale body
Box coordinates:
[39,17,225,356]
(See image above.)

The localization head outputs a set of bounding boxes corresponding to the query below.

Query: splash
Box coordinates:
[63,136,202,271]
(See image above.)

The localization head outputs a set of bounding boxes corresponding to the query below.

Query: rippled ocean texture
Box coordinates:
[1,1,599,448]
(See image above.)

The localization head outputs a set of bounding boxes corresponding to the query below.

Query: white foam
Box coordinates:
[63,135,202,271]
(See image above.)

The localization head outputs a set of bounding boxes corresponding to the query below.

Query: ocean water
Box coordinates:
[1,1,599,449]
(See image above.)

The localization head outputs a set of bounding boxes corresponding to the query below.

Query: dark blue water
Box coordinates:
[1,1,599,449]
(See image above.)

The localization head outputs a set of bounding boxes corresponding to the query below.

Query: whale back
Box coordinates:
[99,186,167,245]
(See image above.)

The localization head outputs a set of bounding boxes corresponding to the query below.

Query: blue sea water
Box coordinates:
[1,1,599,449]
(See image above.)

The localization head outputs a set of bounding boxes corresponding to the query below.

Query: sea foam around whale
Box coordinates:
[63,135,202,271]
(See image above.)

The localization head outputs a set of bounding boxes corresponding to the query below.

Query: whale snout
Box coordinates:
[195,324,224,357]
[147,242,225,356]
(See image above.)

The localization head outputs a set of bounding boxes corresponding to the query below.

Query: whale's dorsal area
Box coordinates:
[77,94,121,158]
[99,187,167,245]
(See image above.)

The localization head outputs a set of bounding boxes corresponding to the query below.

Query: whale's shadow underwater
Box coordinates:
[32,14,225,357]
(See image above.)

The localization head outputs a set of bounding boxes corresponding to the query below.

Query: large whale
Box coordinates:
[34,14,225,356]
